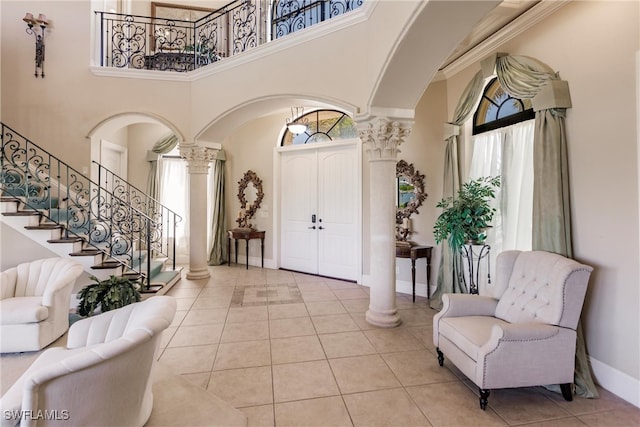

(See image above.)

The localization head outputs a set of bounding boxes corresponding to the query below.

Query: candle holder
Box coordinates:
[23,12,49,78]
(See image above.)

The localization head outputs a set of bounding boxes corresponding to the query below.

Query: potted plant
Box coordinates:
[77,275,141,317]
[433,176,501,253]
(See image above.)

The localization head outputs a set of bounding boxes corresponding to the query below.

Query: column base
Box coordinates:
[365,307,402,328]
[186,267,210,280]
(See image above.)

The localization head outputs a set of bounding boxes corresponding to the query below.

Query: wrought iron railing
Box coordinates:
[93,161,180,270]
[0,123,178,288]
[95,0,363,72]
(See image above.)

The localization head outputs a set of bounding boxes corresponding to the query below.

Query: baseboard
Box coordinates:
[233,255,277,270]
[589,356,640,408]
[359,274,430,299]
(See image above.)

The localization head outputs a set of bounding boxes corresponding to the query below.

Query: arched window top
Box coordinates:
[473,77,534,135]
[281,109,357,146]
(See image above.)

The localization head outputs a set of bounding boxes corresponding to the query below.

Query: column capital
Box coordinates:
[179,144,219,174]
[357,117,412,161]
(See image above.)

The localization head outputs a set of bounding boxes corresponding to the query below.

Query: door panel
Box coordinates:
[280,143,359,281]
[280,151,318,273]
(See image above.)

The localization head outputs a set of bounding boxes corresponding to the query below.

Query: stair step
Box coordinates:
[47,237,83,243]
[2,211,41,216]
[92,261,122,269]
[70,249,102,256]
[0,197,19,203]
[25,224,63,230]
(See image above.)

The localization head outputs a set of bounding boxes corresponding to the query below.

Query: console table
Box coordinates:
[227,229,265,270]
[396,243,433,302]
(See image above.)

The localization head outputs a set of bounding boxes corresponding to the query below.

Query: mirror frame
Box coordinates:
[396,160,427,224]
[237,170,264,228]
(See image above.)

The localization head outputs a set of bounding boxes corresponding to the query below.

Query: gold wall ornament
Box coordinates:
[236,170,264,229]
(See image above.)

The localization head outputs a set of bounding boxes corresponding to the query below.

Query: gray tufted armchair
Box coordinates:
[433,250,593,410]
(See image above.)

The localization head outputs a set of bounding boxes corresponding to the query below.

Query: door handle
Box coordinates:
[311,214,316,223]
[308,226,316,230]
[318,226,325,230]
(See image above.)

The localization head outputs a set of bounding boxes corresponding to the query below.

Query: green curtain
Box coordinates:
[430,71,483,310]
[146,134,178,201]
[497,55,598,398]
[208,156,227,265]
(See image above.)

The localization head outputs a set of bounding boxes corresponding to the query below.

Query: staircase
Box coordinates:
[0,122,182,293]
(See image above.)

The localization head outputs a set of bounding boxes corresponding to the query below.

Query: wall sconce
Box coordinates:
[23,12,49,78]
[286,107,309,134]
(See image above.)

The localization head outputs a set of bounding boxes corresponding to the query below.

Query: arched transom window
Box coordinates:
[281,109,357,146]
[473,77,534,135]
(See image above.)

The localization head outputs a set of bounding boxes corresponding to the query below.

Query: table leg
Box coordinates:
[235,239,238,265]
[426,259,431,300]
[227,237,231,266]
[411,258,416,303]
[245,239,249,270]
[260,238,264,268]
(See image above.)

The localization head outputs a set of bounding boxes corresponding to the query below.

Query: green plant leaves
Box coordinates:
[433,176,501,253]
[77,275,141,317]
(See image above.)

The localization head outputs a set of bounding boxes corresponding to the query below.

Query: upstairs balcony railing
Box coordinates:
[96,0,363,72]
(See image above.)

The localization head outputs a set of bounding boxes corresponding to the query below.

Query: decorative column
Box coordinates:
[358,117,412,327]
[179,144,218,280]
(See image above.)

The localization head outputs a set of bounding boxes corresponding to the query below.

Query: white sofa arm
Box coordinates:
[0,268,17,300]
[66,307,132,348]
[438,294,499,318]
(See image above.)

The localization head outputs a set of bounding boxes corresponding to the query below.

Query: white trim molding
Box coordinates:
[590,356,640,408]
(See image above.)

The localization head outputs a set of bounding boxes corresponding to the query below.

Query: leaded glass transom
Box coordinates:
[473,77,534,135]
[281,109,357,146]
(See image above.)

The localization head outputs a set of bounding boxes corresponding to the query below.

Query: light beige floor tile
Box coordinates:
[312,314,360,334]
[329,354,401,394]
[192,295,232,309]
[397,308,434,326]
[266,270,295,284]
[318,331,377,359]
[181,308,229,325]
[343,388,430,427]
[169,310,187,327]
[294,273,326,284]
[406,325,436,349]
[166,287,202,298]
[333,288,369,300]
[538,385,637,416]
[221,320,270,342]
[158,344,217,375]
[407,382,507,426]
[271,335,326,365]
[324,279,362,290]
[301,290,338,302]
[180,372,210,389]
[272,360,340,402]
[208,366,273,408]
[340,298,370,314]
[240,404,275,427]
[214,339,271,370]
[269,316,316,338]
[518,417,590,427]
[381,350,457,386]
[306,300,347,316]
[489,387,572,424]
[175,297,196,311]
[275,396,353,427]
[578,406,640,427]
[168,323,224,347]
[227,305,269,323]
[159,326,177,351]
[268,302,309,319]
[297,282,331,292]
[198,287,235,298]
[364,328,424,353]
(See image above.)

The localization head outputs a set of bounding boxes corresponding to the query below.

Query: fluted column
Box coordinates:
[179,144,218,280]
[358,117,412,327]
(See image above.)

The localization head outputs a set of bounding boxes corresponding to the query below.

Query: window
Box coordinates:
[468,78,535,289]
[280,109,357,146]
[473,78,534,135]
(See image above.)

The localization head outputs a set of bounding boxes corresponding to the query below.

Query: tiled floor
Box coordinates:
[157,265,640,427]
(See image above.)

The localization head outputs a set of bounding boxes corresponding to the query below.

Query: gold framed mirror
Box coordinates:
[396,160,427,230]
[236,170,264,229]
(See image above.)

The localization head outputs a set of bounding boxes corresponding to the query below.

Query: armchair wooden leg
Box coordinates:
[560,383,573,401]
[479,388,490,410]
[436,347,444,366]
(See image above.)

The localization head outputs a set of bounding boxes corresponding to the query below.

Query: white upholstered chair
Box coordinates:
[0,295,176,427]
[433,250,593,409]
[1,258,83,353]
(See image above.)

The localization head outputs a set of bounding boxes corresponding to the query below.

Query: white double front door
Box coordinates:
[279,141,360,281]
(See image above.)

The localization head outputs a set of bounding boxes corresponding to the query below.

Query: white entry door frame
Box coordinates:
[274,139,362,282]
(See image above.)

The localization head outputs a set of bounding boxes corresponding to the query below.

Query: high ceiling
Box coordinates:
[439,0,540,70]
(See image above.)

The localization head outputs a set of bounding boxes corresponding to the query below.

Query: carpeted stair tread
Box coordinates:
[69,249,103,256]
[2,211,41,216]
[47,237,83,243]
[92,260,122,269]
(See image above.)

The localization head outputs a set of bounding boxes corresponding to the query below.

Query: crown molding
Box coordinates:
[434,0,570,81]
